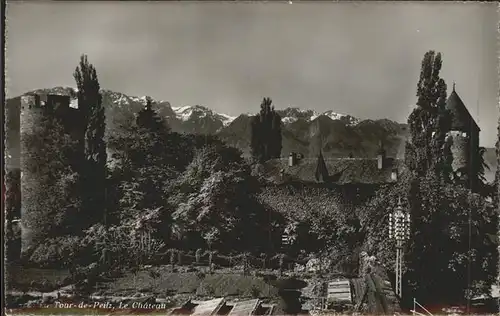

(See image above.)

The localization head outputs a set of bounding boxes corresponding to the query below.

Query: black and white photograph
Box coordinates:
[3,1,500,315]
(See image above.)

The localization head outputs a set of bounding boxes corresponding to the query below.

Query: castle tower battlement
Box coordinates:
[21,93,71,111]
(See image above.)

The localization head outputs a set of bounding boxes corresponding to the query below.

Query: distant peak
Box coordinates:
[171,104,236,126]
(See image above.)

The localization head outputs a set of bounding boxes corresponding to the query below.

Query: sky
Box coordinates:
[5,1,499,147]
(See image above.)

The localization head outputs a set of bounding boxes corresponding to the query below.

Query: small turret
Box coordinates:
[445,85,480,188]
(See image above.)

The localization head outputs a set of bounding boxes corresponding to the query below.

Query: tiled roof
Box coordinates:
[227,299,260,316]
[191,298,225,316]
[259,157,404,185]
[327,279,352,304]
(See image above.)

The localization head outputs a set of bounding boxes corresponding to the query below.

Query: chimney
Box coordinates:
[391,168,398,182]
[377,140,386,170]
[289,152,297,167]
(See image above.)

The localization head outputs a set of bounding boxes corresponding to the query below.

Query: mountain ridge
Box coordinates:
[4,86,497,183]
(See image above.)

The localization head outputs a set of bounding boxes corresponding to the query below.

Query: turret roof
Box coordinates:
[446,88,480,132]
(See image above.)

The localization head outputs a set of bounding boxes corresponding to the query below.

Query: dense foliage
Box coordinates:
[4,169,21,263]
[365,170,497,305]
[367,51,499,306]
[257,185,365,274]
[104,96,282,260]
[169,143,279,253]
[408,171,497,304]
[107,98,177,236]
[250,97,282,162]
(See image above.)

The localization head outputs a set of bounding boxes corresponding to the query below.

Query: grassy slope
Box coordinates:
[102,266,279,299]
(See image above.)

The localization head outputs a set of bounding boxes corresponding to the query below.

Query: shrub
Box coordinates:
[82,224,165,268]
[29,236,84,268]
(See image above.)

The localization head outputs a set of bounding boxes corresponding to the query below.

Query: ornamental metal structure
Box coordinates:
[388,197,411,298]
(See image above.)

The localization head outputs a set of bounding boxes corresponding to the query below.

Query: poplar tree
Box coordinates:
[74,54,107,227]
[405,50,451,178]
[250,97,282,162]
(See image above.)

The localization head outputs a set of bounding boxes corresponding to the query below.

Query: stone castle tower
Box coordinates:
[445,84,480,190]
[19,93,85,254]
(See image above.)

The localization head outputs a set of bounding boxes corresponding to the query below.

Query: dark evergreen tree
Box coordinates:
[136,97,170,133]
[74,54,107,227]
[250,97,282,162]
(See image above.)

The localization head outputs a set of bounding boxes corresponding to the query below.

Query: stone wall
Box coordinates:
[20,95,46,254]
[447,130,470,176]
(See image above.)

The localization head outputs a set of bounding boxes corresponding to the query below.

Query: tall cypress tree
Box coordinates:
[250,97,282,163]
[73,54,107,227]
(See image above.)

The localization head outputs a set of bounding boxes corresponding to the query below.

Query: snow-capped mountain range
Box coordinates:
[5,86,497,182]
[275,107,359,126]
[27,87,360,130]
[11,86,406,158]
[171,105,236,127]
[108,90,359,128]
[11,87,410,156]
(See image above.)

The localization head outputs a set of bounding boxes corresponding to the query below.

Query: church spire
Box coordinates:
[452,81,456,92]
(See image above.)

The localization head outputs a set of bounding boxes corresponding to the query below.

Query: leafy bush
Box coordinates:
[364,170,498,305]
[82,223,166,268]
[29,236,84,268]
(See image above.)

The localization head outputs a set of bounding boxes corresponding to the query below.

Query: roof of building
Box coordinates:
[259,156,404,185]
[227,299,260,316]
[169,298,274,316]
[446,89,480,132]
